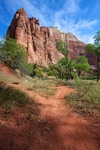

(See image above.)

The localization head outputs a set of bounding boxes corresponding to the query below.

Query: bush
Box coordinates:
[36,68,44,78]
[43,67,54,76]
[0,51,8,63]
[81,74,97,80]
[19,63,35,76]
[0,37,26,69]
[66,79,100,113]
[0,85,32,107]
[0,37,38,77]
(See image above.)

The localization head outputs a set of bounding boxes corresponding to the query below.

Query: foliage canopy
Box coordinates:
[75,56,90,76]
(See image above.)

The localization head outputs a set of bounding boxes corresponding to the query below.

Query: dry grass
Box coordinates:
[0,67,58,97]
[27,78,57,97]
[66,79,100,114]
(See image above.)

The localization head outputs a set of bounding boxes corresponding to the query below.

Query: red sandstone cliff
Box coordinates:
[49,28,86,60]
[7,8,86,67]
[7,8,63,67]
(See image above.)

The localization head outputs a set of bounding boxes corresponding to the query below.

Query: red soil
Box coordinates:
[0,83,99,150]
[0,64,15,76]
[0,64,99,150]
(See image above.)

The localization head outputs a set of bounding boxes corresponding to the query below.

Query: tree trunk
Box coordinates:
[96,55,100,82]
[66,57,68,81]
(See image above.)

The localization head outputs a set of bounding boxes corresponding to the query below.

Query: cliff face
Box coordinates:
[85,52,97,65]
[49,29,86,60]
[65,32,86,60]
[7,8,86,67]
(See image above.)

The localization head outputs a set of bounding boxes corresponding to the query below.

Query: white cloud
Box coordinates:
[53,10,98,43]
[76,19,98,29]
[4,0,47,25]
[52,0,98,43]
[1,0,98,43]
[0,36,5,42]
[75,34,94,43]
[53,0,80,22]
[87,35,94,43]
[63,0,80,14]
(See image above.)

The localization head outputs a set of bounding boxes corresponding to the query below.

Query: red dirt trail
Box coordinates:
[35,86,100,150]
[0,64,15,76]
[1,83,99,150]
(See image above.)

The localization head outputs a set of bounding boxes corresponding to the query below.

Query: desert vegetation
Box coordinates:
[0,84,33,107]
[0,31,100,150]
[0,31,100,112]
[0,32,100,81]
[65,79,100,114]
[0,1,100,148]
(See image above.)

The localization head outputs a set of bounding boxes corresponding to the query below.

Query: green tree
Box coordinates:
[56,40,69,80]
[0,36,26,69]
[49,58,74,80]
[0,37,38,77]
[49,64,60,79]
[57,57,74,80]
[56,40,68,56]
[86,31,100,82]
[75,56,90,77]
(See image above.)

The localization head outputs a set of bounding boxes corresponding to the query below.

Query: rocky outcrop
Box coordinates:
[49,29,86,60]
[7,8,63,67]
[7,8,86,67]
[85,52,97,65]
[65,32,86,60]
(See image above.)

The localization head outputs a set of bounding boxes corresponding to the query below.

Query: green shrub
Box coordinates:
[43,67,54,76]
[82,74,98,80]
[0,51,8,63]
[0,37,38,77]
[36,68,43,78]
[0,37,26,69]
[75,56,90,77]
[66,79,100,113]
[0,85,32,107]
[19,63,34,76]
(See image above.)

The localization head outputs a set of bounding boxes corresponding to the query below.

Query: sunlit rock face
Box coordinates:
[49,29,86,60]
[7,8,87,67]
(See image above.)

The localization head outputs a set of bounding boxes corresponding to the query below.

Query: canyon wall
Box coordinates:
[7,8,87,67]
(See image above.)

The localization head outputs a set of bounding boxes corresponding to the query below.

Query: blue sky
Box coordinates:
[0,0,100,43]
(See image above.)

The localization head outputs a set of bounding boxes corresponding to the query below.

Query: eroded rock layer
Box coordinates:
[7,8,86,67]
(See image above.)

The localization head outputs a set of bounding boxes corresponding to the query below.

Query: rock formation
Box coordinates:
[50,29,86,60]
[7,8,86,67]
[85,51,97,65]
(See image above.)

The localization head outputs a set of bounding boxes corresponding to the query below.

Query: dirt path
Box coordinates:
[8,84,100,150]
[0,64,15,76]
